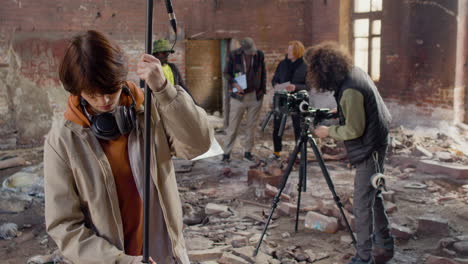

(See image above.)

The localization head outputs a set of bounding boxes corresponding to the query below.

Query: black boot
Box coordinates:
[243,152,254,162]
[372,234,394,264]
[222,154,231,162]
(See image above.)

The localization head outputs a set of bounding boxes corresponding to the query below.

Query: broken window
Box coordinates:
[352,0,382,81]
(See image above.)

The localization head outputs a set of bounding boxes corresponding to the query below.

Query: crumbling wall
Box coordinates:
[380,0,460,127]
[1,0,464,149]
[0,0,340,149]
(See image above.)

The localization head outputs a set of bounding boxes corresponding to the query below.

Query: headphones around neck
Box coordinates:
[80,86,137,140]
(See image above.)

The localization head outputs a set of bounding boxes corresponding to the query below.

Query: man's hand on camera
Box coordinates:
[137,54,167,92]
[314,126,329,138]
[330,108,338,114]
[132,256,156,264]
[286,84,296,92]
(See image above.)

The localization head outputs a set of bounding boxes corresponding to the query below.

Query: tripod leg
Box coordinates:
[295,136,307,233]
[278,113,288,138]
[307,135,357,247]
[261,111,274,132]
[253,137,304,257]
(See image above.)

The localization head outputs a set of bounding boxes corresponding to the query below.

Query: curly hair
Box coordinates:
[304,42,353,93]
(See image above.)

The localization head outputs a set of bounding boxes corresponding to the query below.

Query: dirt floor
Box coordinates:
[0,125,467,264]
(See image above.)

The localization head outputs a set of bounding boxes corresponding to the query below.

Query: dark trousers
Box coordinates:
[353,145,390,260]
[272,113,301,152]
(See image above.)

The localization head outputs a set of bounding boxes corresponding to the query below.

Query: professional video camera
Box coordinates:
[262,90,338,136]
[273,90,310,114]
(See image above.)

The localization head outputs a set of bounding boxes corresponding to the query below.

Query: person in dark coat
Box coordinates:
[270,40,308,159]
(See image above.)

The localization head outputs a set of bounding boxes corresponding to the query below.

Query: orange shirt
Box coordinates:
[64,82,144,256]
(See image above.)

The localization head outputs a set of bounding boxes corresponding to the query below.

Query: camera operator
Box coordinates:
[270,41,309,159]
[44,30,211,264]
[306,42,394,264]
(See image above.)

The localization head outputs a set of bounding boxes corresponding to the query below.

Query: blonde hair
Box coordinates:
[288,40,305,58]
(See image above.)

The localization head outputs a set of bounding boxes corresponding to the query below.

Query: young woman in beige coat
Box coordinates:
[44,30,212,264]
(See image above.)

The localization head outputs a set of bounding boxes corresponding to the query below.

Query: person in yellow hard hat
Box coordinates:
[152,39,192,97]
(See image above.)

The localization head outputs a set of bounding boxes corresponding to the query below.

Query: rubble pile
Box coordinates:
[1,125,468,263]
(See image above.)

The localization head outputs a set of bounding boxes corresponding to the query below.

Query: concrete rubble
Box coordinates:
[0,126,467,263]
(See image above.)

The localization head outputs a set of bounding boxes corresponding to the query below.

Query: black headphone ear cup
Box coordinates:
[91,112,121,140]
[115,105,135,134]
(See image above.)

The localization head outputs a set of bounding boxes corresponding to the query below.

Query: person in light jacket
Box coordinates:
[44,30,212,264]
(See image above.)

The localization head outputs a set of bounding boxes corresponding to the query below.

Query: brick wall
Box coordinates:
[0,0,465,148]
[378,0,460,126]
[0,0,342,148]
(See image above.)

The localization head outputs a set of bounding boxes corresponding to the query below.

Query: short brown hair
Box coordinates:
[59,30,128,96]
[288,40,305,58]
[304,42,353,93]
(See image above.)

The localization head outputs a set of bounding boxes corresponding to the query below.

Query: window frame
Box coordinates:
[351,0,383,82]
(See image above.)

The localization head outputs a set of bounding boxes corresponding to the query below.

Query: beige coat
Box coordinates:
[44,85,212,264]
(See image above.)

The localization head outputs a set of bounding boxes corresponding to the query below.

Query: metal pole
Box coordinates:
[142,0,153,262]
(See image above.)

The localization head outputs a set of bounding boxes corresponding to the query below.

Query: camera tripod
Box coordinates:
[254,114,356,256]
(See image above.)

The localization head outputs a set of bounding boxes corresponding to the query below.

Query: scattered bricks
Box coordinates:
[425,255,459,264]
[438,237,457,250]
[339,209,355,232]
[385,202,398,214]
[278,202,297,216]
[219,211,232,218]
[243,213,266,223]
[269,259,281,264]
[442,248,458,257]
[453,241,468,255]
[418,160,468,179]
[248,234,262,245]
[318,200,341,219]
[413,145,434,159]
[436,151,454,162]
[266,161,284,178]
[292,250,309,262]
[205,203,229,215]
[304,211,339,234]
[304,250,316,262]
[218,252,249,264]
[265,184,291,202]
[417,215,450,237]
[462,185,468,193]
[221,167,233,178]
[275,248,294,260]
[269,167,284,178]
[382,190,396,203]
[188,248,225,262]
[228,236,248,248]
[340,235,353,244]
[232,246,272,263]
[247,169,282,187]
[390,223,414,240]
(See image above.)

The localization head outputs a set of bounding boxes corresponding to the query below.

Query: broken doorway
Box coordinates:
[185,39,225,115]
